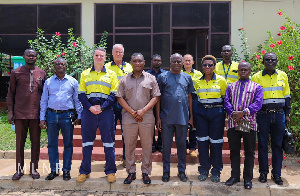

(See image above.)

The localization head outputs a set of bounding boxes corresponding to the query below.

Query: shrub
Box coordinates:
[234,10,300,154]
[28,28,108,79]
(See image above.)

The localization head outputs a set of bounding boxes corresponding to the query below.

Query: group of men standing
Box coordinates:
[7,43,290,189]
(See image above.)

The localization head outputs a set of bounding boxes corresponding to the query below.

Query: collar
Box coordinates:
[150,68,164,73]
[91,65,107,73]
[112,60,126,67]
[54,74,68,80]
[200,73,216,80]
[239,79,250,83]
[262,69,278,76]
[130,70,145,78]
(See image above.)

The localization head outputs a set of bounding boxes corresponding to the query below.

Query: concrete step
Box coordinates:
[39,147,265,165]
[59,134,258,150]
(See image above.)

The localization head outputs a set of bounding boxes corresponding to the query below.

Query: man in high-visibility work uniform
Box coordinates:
[182,54,202,158]
[251,52,291,186]
[76,47,118,183]
[214,45,239,85]
[105,44,133,166]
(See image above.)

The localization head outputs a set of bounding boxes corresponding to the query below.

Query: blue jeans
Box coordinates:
[257,110,285,176]
[46,110,74,172]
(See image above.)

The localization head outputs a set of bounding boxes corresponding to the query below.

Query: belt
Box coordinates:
[201,104,223,109]
[47,108,74,114]
[260,108,283,113]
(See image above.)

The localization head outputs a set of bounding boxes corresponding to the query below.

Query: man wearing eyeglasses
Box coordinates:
[105,44,133,167]
[215,45,239,85]
[252,52,291,185]
[7,49,47,180]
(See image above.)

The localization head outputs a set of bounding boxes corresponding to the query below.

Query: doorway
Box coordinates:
[172,29,208,71]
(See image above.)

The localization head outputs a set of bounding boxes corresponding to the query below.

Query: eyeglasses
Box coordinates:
[202,64,214,68]
[265,59,277,62]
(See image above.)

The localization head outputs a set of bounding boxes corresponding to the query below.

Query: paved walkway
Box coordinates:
[0,157,300,195]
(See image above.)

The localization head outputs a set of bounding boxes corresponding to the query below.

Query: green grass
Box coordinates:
[0,109,48,151]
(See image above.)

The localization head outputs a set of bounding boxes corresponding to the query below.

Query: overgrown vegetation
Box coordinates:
[232,10,300,154]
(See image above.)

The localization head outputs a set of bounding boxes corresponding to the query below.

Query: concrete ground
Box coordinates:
[0,155,299,196]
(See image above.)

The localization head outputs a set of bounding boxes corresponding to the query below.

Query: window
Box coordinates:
[0,4,81,56]
[95,2,231,68]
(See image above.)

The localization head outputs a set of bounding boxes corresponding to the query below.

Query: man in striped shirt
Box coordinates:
[224,62,263,189]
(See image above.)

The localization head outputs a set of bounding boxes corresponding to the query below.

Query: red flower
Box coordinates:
[288,55,294,60]
[261,50,266,54]
[280,26,286,30]
[258,64,261,67]
[72,42,77,47]
[57,54,60,57]
[277,33,281,36]
[278,11,283,16]
[61,52,66,56]
[256,55,261,60]
[241,60,245,62]
[288,66,293,70]
[270,43,276,48]
[298,160,300,163]
[283,153,286,160]
[240,27,244,30]
[276,40,282,46]
[55,32,61,36]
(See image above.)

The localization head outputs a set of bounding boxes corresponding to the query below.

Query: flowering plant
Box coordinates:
[233,10,300,154]
[28,28,108,79]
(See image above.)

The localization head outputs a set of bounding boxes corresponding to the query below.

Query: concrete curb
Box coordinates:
[0,176,300,195]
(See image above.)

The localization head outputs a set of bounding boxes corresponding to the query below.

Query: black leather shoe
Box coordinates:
[177,172,188,182]
[157,146,163,153]
[142,173,151,184]
[45,171,59,180]
[12,172,24,181]
[63,171,71,181]
[124,173,136,184]
[162,172,170,182]
[152,146,156,153]
[225,177,240,186]
[258,173,267,183]
[244,181,252,189]
[271,174,283,185]
[30,170,40,179]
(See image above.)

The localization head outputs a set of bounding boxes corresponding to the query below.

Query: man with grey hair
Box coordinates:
[156,53,194,182]
[40,57,83,181]
[105,44,133,166]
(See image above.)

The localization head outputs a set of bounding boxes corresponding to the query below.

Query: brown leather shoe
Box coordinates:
[12,172,24,181]
[30,170,40,179]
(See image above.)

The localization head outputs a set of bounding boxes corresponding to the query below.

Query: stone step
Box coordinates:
[40,147,264,164]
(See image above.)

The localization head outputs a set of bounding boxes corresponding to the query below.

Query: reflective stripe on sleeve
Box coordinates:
[85,81,111,88]
[197,89,221,93]
[86,93,109,99]
[198,98,223,104]
[263,87,284,92]
[262,99,285,104]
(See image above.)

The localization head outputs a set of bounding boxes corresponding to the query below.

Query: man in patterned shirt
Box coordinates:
[224,62,263,189]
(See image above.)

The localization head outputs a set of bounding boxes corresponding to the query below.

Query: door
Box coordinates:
[172,29,208,71]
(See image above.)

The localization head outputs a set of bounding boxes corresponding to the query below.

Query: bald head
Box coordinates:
[238,62,251,80]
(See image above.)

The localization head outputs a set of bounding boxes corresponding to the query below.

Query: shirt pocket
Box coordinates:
[142,83,152,98]
[124,86,133,100]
